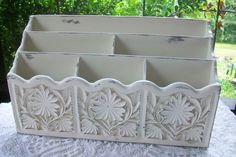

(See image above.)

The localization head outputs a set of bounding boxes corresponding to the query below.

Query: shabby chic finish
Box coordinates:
[27,15,212,37]
[21,31,212,58]
[7,15,220,147]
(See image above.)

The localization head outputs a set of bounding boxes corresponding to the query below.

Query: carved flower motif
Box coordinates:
[161,93,194,125]
[51,115,73,132]
[183,127,203,142]
[146,124,163,139]
[91,89,126,121]
[120,123,137,137]
[22,114,38,129]
[81,119,98,134]
[30,85,60,117]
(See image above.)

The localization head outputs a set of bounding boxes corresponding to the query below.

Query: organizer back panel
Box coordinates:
[29,15,211,37]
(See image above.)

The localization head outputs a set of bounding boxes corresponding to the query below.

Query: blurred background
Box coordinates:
[0,0,235,109]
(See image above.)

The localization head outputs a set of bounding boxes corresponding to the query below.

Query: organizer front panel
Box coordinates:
[8,75,220,147]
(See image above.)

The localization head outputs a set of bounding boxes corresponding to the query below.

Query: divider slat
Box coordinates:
[14,53,215,89]
[22,32,114,54]
[114,34,212,59]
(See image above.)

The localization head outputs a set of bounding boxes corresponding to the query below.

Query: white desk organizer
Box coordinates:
[7,15,220,147]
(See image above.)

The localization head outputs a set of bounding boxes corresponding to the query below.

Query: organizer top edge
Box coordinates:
[29,14,211,23]
[7,72,220,92]
[24,30,213,39]
[17,50,216,60]
[27,15,212,38]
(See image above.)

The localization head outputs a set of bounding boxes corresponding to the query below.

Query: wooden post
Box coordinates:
[143,0,146,16]
[213,0,221,51]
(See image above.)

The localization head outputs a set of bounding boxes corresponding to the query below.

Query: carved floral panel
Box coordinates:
[15,84,74,132]
[145,92,212,143]
[78,88,141,137]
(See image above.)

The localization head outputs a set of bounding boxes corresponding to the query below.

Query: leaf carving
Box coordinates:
[79,88,140,137]
[146,92,213,143]
[15,85,74,132]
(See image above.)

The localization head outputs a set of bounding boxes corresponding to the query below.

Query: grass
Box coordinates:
[215,42,236,98]
[217,60,236,98]
[220,79,236,98]
[215,43,236,50]
[215,43,236,58]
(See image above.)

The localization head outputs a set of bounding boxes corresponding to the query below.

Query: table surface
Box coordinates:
[0,101,235,157]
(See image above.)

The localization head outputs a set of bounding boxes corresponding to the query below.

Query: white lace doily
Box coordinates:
[0,101,235,157]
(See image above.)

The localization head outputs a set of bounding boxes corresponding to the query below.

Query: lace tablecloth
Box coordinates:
[0,101,235,157]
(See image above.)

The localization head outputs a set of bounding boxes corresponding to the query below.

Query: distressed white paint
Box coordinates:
[20,31,213,59]
[114,34,212,58]
[7,15,220,147]
[27,15,212,37]
[21,32,114,54]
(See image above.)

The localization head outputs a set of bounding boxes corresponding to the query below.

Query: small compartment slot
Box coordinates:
[146,58,214,89]
[30,15,211,37]
[15,53,79,81]
[114,34,211,58]
[22,32,114,54]
[77,56,146,84]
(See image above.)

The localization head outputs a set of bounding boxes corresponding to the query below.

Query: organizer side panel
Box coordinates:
[7,77,23,131]
[203,89,220,146]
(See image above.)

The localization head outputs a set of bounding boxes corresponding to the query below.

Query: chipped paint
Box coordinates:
[168,36,185,43]
[25,54,34,60]
[62,19,80,24]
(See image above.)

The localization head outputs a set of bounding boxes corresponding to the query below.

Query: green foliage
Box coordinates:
[144,0,208,17]
[0,1,38,70]
[217,58,236,98]
[145,0,174,16]
[220,79,236,98]
[114,0,143,16]
[174,0,207,17]
[77,0,120,15]
[215,0,236,43]
[216,13,236,43]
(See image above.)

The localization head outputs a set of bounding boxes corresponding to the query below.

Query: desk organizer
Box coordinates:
[7,15,220,147]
